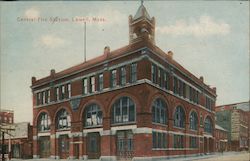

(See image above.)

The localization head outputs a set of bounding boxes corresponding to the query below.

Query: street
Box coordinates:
[8,151,250,161]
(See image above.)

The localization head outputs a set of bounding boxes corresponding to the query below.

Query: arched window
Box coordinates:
[204,116,213,133]
[56,109,71,130]
[38,112,51,132]
[84,104,103,127]
[112,97,135,124]
[152,98,167,124]
[189,111,198,130]
[174,106,185,128]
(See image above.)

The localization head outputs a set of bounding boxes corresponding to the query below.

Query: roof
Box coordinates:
[215,124,228,132]
[133,4,151,20]
[216,101,249,112]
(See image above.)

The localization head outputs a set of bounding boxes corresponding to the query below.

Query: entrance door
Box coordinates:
[116,130,133,160]
[74,144,79,159]
[58,135,70,159]
[204,137,208,154]
[12,144,20,158]
[39,136,50,158]
[87,132,100,159]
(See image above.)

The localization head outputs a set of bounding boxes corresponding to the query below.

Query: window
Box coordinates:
[56,109,71,130]
[66,83,71,98]
[152,98,167,124]
[42,91,46,104]
[174,135,184,148]
[84,104,102,127]
[163,72,170,90]
[98,74,104,91]
[173,77,178,94]
[174,106,185,128]
[205,97,212,110]
[112,97,135,124]
[130,63,137,83]
[46,90,50,103]
[158,68,164,87]
[152,131,167,149]
[83,78,88,95]
[190,111,198,130]
[38,112,51,132]
[185,85,190,99]
[111,70,117,88]
[61,85,65,99]
[151,64,157,84]
[55,87,59,101]
[120,67,126,86]
[190,136,198,148]
[89,76,95,93]
[204,116,212,133]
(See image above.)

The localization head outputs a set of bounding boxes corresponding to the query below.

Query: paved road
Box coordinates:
[7,151,250,161]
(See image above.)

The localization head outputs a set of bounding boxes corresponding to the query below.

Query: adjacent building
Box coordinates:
[1,122,33,159]
[214,124,228,152]
[0,109,14,124]
[215,101,249,151]
[31,2,217,160]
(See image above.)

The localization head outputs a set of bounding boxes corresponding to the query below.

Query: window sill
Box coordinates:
[56,128,71,132]
[111,122,136,127]
[152,122,168,127]
[84,125,103,129]
[173,126,185,130]
[152,148,167,151]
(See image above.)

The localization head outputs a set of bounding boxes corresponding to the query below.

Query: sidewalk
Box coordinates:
[8,151,250,161]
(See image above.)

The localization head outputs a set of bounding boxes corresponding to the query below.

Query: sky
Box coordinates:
[0,1,249,123]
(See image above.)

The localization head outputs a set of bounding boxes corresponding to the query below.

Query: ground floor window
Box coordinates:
[152,131,167,149]
[58,135,69,159]
[174,134,184,148]
[189,136,198,148]
[39,136,50,158]
[117,130,133,159]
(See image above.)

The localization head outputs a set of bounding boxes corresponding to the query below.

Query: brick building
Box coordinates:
[0,109,14,124]
[1,122,33,159]
[215,101,249,151]
[214,124,228,152]
[31,2,217,160]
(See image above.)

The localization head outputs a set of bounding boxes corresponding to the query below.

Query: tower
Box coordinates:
[129,1,155,44]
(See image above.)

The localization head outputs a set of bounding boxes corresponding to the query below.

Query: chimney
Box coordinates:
[50,69,56,77]
[199,76,204,82]
[104,46,110,57]
[212,87,217,92]
[31,77,36,84]
[167,51,173,59]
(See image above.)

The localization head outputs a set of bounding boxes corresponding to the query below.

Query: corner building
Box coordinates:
[31,3,217,161]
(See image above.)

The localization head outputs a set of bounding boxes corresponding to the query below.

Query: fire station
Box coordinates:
[31,2,216,160]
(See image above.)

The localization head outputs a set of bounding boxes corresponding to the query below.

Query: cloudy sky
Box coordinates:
[0,1,249,123]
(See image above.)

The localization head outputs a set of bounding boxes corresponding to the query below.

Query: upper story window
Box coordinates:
[151,64,157,84]
[204,116,213,134]
[152,98,167,124]
[55,87,59,101]
[189,136,198,148]
[61,85,65,99]
[190,111,198,130]
[89,76,95,93]
[112,96,135,124]
[111,69,117,88]
[130,63,137,83]
[163,72,170,90]
[173,77,178,94]
[66,83,71,98]
[120,67,126,86]
[36,89,51,106]
[84,104,102,127]
[83,78,88,95]
[38,112,51,132]
[205,97,213,110]
[98,74,104,91]
[158,68,164,88]
[56,109,71,130]
[174,106,185,128]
